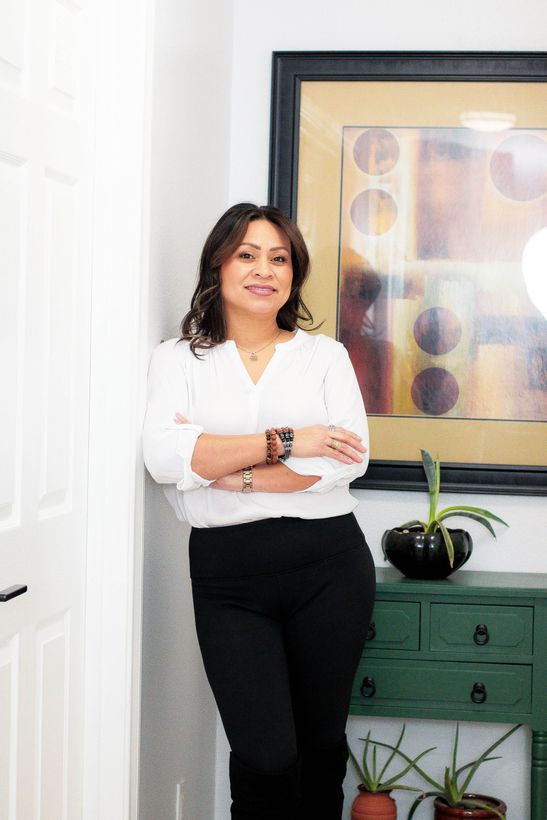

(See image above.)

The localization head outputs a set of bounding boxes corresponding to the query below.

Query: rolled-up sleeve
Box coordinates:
[288,344,369,493]
[142,341,213,492]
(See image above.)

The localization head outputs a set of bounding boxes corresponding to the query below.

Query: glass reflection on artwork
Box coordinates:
[338,126,547,421]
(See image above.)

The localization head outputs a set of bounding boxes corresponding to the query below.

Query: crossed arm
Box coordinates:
[176,413,367,493]
[143,340,369,496]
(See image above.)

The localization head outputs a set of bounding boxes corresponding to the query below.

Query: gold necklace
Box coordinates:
[235,329,282,361]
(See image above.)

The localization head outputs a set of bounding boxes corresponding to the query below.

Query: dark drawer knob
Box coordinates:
[471,681,487,704]
[360,676,376,698]
[366,621,376,641]
[0,584,28,602]
[473,624,490,645]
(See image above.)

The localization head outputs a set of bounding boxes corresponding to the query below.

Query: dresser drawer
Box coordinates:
[430,604,533,655]
[365,601,420,650]
[352,658,532,714]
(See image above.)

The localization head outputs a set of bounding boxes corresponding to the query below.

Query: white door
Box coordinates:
[0,1,96,817]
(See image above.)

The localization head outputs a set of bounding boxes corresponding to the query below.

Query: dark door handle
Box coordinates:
[471,681,487,703]
[473,624,490,645]
[360,676,376,698]
[366,621,376,641]
[0,584,28,602]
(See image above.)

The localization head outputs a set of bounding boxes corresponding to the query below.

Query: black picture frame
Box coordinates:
[268,51,547,495]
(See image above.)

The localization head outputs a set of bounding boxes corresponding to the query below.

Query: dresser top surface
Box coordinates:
[375,567,547,596]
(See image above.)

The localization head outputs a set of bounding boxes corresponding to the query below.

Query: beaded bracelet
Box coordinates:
[265,428,279,464]
[275,427,294,461]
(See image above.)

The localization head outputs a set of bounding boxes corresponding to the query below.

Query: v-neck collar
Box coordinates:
[227,329,304,388]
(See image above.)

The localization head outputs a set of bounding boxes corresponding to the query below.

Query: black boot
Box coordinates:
[229,752,301,820]
[299,735,349,820]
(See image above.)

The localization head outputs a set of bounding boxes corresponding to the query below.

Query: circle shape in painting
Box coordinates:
[413,307,462,355]
[350,189,398,236]
[353,128,400,175]
[411,368,459,415]
[490,134,547,201]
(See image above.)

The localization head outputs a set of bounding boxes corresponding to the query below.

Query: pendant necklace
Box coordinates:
[235,329,282,361]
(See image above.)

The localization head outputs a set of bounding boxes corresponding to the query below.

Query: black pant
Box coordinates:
[190,513,375,818]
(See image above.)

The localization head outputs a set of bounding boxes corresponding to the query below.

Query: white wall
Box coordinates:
[228,0,547,204]
[139,1,234,818]
[211,1,547,818]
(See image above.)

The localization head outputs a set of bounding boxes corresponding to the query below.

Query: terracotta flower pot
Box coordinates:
[351,787,397,819]
[434,794,507,818]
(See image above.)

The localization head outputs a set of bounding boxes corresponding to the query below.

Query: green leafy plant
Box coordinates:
[369,723,521,819]
[396,449,509,567]
[348,724,434,794]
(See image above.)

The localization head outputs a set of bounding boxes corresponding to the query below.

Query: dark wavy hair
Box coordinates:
[180,203,316,356]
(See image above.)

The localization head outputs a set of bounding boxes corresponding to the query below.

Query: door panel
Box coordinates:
[0,634,19,817]
[0,153,25,531]
[36,613,70,818]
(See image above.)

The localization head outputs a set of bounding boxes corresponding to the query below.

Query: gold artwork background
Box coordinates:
[297,81,547,467]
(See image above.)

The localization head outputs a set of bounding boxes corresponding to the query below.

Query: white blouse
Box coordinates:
[142,329,369,528]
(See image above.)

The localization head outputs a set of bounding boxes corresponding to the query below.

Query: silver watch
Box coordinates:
[242,466,253,493]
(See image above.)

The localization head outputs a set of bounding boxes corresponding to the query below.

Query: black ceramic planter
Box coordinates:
[382,527,473,579]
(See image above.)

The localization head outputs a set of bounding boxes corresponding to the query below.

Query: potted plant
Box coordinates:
[380,723,522,819]
[348,724,433,819]
[382,449,509,579]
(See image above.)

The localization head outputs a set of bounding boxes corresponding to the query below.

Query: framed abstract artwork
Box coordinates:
[269,51,547,494]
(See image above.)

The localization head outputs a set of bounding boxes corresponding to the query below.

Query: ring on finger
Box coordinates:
[329,438,339,449]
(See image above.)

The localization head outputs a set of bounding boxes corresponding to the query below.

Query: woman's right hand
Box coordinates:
[292,425,366,464]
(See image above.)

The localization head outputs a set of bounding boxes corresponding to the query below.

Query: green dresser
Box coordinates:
[350,569,547,819]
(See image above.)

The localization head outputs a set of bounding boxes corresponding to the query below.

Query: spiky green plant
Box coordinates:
[370,723,521,819]
[396,449,509,567]
[348,724,434,794]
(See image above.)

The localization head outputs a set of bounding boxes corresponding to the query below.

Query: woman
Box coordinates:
[143,203,375,820]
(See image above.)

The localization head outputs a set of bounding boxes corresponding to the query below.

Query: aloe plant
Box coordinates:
[407,723,521,819]
[370,724,521,819]
[349,724,434,794]
[397,449,509,567]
